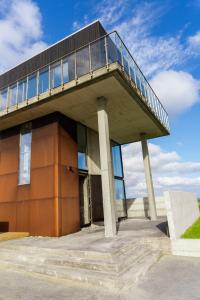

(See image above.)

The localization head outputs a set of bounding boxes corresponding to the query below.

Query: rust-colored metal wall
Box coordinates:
[0,117,80,236]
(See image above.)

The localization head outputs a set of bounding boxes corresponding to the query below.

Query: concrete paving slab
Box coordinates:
[0,255,200,299]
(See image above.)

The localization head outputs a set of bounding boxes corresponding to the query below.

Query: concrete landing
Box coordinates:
[0,219,170,290]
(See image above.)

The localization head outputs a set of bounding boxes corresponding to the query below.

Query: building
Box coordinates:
[0,21,169,237]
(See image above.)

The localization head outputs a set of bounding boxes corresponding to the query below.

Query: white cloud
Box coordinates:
[150,70,200,115]
[122,143,200,198]
[188,31,200,50]
[0,0,47,74]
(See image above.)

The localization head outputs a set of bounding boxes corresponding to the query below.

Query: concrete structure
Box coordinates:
[165,191,200,257]
[118,197,166,219]
[141,137,157,220]
[165,191,199,240]
[0,21,169,237]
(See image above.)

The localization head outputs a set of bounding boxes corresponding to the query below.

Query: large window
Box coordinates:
[0,89,8,111]
[27,73,37,99]
[112,145,123,177]
[51,62,61,88]
[115,179,125,200]
[39,67,49,94]
[77,124,87,170]
[19,130,32,185]
[17,79,27,103]
[9,84,17,107]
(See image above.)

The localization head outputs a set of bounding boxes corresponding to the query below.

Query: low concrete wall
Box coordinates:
[126,197,166,218]
[164,191,200,257]
[171,239,200,257]
[164,191,199,240]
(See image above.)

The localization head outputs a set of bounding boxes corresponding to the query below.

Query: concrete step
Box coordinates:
[0,249,161,290]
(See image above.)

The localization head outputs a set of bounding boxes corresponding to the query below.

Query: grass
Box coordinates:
[181,217,200,239]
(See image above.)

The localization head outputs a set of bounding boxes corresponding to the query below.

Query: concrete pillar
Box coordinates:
[141,136,157,221]
[97,96,117,237]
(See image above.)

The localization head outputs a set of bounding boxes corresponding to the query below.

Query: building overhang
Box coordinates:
[0,63,169,144]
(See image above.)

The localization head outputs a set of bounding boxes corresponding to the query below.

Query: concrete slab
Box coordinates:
[0,255,200,299]
[0,219,168,252]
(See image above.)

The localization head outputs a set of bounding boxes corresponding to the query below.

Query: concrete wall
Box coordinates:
[123,197,166,219]
[164,191,199,240]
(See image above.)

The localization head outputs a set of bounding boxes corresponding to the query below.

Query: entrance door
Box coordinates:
[79,175,90,227]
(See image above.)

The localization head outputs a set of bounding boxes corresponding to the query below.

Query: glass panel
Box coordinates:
[39,67,49,94]
[51,62,61,88]
[19,131,32,185]
[9,84,17,107]
[112,145,123,177]
[0,89,7,111]
[91,39,106,70]
[77,124,87,170]
[18,79,27,103]
[76,47,90,77]
[107,34,118,64]
[115,179,125,200]
[63,54,75,83]
[27,73,37,99]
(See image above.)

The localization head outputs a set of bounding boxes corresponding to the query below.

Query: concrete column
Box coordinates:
[141,136,157,221]
[97,96,117,237]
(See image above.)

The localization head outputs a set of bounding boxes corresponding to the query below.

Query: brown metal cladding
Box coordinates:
[0,21,107,89]
[0,113,79,236]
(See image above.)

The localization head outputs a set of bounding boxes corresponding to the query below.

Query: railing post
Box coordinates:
[89,44,92,74]
[61,59,64,86]
[6,87,9,113]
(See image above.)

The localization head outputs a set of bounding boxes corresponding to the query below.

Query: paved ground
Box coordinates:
[0,255,200,299]
[1,218,168,253]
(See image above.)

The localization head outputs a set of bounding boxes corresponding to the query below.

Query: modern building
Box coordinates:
[0,21,169,237]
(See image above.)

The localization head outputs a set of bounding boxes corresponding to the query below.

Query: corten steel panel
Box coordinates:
[61,197,80,236]
[0,113,79,236]
[0,21,107,89]
[59,125,80,236]
[0,202,17,231]
[0,173,18,203]
[31,135,54,169]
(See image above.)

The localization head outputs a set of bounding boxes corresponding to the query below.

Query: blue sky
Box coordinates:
[1,0,200,197]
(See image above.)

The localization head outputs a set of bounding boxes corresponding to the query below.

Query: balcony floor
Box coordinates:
[0,63,169,144]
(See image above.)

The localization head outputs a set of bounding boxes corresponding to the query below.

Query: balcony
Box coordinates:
[0,31,169,143]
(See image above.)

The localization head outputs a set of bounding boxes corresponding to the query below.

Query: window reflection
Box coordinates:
[39,67,49,94]
[115,179,125,200]
[27,73,37,99]
[77,124,87,170]
[9,84,17,107]
[18,79,27,103]
[19,130,32,185]
[0,89,7,111]
[51,62,61,88]
[112,145,123,177]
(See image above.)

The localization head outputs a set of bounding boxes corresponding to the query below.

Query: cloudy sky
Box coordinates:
[0,0,200,198]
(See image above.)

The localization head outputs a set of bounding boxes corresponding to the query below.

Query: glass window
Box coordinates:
[19,131,32,185]
[9,84,17,107]
[91,39,106,70]
[27,73,37,99]
[112,145,123,177]
[77,124,87,170]
[51,62,61,88]
[39,67,49,94]
[76,47,89,77]
[18,79,27,103]
[63,54,75,83]
[0,89,8,111]
[115,179,125,200]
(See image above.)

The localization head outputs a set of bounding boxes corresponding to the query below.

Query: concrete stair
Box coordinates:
[0,237,169,290]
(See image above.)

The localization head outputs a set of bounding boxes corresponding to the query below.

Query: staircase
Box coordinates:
[0,236,170,290]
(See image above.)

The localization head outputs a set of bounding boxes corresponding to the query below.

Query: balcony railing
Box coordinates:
[0,31,169,132]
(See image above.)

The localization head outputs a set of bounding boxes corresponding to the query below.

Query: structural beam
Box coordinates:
[141,136,157,221]
[97,97,117,237]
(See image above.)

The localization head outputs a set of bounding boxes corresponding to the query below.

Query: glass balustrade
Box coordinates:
[0,32,169,131]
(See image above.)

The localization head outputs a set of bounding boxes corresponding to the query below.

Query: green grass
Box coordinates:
[181,218,200,239]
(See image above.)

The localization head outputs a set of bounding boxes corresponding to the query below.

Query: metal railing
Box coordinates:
[0,31,169,131]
